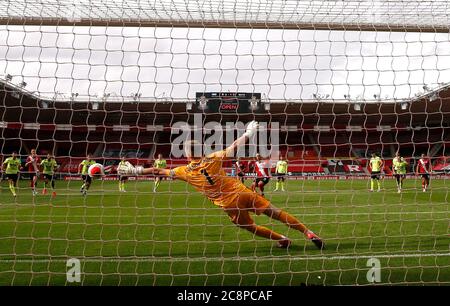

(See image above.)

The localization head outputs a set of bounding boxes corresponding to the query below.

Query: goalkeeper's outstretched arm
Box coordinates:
[123,165,170,177]
[123,121,259,176]
[142,167,170,176]
[209,120,259,158]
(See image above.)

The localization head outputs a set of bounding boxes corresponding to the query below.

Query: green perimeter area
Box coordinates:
[0,177,449,285]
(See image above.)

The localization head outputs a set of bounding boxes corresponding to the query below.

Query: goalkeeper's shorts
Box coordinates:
[223,191,270,225]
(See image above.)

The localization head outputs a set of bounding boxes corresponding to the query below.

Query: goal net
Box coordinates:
[0,0,449,286]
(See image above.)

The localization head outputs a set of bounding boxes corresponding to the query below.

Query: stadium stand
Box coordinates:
[1,79,450,178]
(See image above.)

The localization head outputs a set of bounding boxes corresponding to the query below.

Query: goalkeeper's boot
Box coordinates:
[306,230,324,250]
[277,237,292,249]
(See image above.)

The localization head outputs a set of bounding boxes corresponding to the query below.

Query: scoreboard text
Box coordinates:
[194,92,264,113]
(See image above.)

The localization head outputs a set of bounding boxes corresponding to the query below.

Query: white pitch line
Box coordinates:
[1,186,449,197]
[0,210,448,219]
[0,252,449,263]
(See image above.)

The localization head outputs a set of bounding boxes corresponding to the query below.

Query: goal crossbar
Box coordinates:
[0,17,449,33]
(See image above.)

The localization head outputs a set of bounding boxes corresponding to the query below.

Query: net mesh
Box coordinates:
[0,0,449,285]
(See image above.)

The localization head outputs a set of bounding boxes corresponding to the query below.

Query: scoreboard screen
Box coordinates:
[194,92,264,113]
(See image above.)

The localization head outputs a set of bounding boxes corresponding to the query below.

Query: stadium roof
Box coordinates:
[0,0,449,32]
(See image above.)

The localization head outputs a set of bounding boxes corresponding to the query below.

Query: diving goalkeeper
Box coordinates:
[121,121,324,249]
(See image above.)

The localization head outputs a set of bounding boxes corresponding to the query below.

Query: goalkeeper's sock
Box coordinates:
[251,225,285,241]
[9,182,16,196]
[272,210,307,233]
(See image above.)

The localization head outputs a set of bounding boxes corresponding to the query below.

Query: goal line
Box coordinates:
[1,252,449,263]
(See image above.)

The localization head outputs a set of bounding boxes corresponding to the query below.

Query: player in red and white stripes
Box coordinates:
[235,157,246,183]
[416,153,432,192]
[251,153,271,197]
[25,148,40,196]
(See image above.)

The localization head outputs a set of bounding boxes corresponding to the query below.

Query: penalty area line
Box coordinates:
[0,210,448,218]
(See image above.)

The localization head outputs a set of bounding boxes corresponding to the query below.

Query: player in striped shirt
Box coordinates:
[416,153,432,192]
[368,153,383,192]
[153,154,167,192]
[251,154,271,197]
[235,157,246,183]
[25,149,40,196]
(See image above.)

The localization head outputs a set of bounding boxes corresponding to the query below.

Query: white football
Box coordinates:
[88,163,105,177]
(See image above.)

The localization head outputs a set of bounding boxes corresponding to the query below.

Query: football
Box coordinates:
[88,163,105,177]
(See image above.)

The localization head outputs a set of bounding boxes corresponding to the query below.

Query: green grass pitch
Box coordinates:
[0,177,448,285]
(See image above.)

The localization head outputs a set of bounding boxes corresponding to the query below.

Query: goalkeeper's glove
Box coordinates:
[243,120,259,138]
